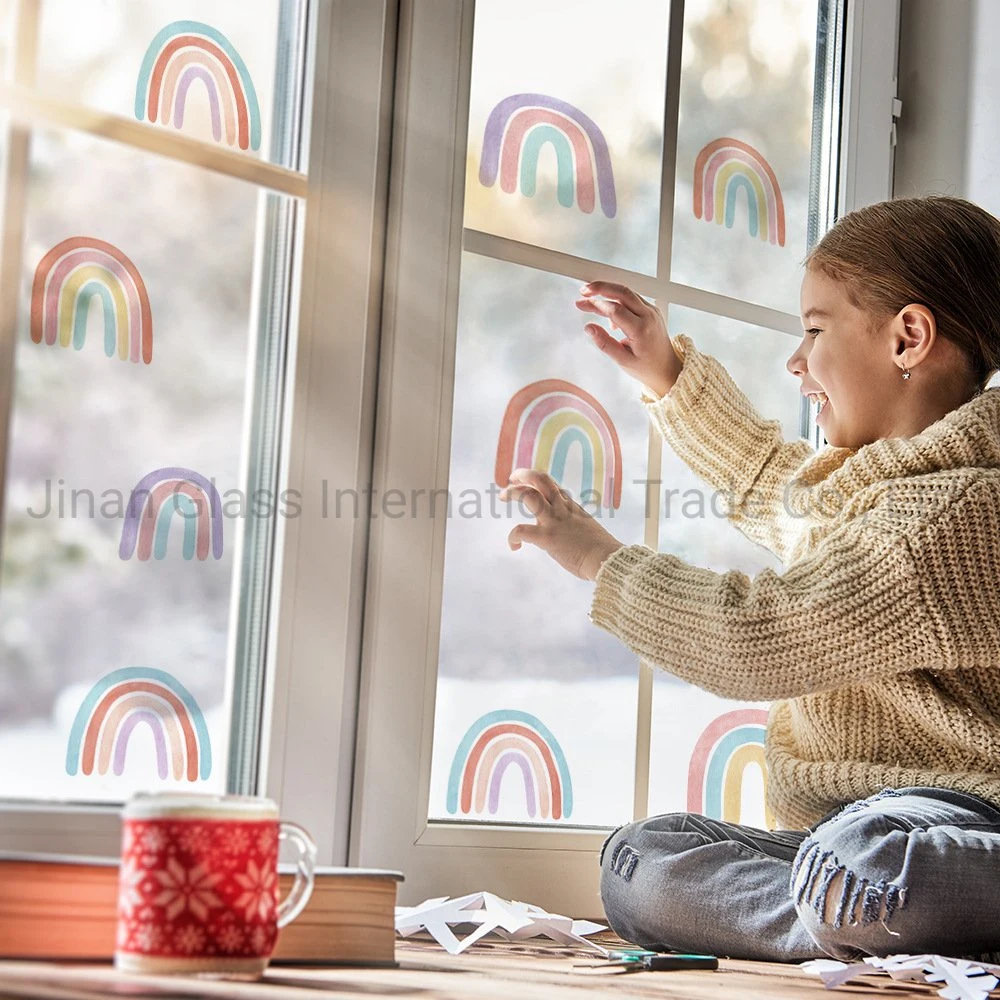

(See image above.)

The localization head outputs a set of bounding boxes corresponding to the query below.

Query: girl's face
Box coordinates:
[787,267,904,449]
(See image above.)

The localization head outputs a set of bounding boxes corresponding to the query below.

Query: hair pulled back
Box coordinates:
[806,195,1000,394]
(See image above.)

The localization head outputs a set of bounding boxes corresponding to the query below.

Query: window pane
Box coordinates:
[670,0,819,314]
[646,305,803,825]
[659,304,800,575]
[464,0,669,275]
[0,127,287,801]
[648,679,773,828]
[35,0,307,168]
[427,253,650,827]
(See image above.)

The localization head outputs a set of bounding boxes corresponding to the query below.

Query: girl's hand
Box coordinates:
[575,280,683,398]
[499,468,624,582]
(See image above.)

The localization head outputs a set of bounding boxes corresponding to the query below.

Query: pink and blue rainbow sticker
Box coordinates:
[447,709,573,821]
[687,708,772,825]
[135,21,261,152]
[480,94,617,218]
[693,138,785,246]
[66,667,211,782]
[30,237,153,365]
[495,379,623,510]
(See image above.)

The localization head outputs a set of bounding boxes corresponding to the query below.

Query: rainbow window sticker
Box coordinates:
[30,237,153,365]
[480,93,617,218]
[66,667,211,782]
[119,468,224,562]
[135,20,262,152]
[496,379,623,510]
[693,138,785,247]
[687,708,775,828]
[446,710,573,821]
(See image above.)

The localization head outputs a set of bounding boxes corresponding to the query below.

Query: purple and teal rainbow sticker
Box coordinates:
[447,709,572,820]
[135,21,261,152]
[119,468,224,562]
[66,667,211,782]
[480,94,617,218]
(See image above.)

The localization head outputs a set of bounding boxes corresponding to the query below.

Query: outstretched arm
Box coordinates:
[642,333,822,565]
[588,523,942,702]
[578,282,828,566]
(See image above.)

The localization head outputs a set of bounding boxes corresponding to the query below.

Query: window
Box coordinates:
[0,0,394,863]
[0,0,902,905]
[354,0,901,914]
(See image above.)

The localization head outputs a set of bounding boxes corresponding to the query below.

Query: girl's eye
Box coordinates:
[806,328,822,338]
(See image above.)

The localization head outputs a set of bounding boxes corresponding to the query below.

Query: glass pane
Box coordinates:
[659,304,800,575]
[464,0,669,275]
[645,305,803,826]
[0,126,284,801]
[648,679,773,828]
[35,0,307,168]
[671,0,820,314]
[427,253,651,827]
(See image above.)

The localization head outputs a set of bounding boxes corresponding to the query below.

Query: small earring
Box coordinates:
[901,364,911,380]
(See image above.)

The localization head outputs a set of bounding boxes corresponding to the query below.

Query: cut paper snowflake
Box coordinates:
[395,892,607,955]
[802,953,1000,1000]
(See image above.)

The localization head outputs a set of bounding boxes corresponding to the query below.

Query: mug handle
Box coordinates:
[276,821,318,929]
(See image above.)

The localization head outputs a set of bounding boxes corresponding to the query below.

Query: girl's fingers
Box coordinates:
[506,468,561,505]
[579,280,648,316]
[585,323,636,368]
[574,296,640,335]
[507,522,542,552]
[499,483,544,513]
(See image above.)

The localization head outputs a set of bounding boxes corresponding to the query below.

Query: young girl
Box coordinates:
[497,195,1000,963]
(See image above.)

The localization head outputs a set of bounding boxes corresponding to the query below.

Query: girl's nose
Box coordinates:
[786,340,807,378]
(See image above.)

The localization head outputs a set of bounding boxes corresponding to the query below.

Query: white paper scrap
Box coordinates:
[394,892,608,956]
[802,953,1000,1000]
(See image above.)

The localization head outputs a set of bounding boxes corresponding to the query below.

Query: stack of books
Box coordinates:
[0,853,403,965]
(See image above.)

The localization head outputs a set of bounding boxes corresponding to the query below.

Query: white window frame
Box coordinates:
[349,0,901,915]
[0,0,398,864]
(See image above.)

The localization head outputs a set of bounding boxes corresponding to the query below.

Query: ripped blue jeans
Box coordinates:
[599,786,1000,962]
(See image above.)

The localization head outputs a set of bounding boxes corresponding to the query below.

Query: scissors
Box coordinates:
[578,948,719,974]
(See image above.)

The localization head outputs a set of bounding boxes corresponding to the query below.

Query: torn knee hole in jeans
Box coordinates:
[608,841,640,881]
[791,839,908,933]
[599,823,628,866]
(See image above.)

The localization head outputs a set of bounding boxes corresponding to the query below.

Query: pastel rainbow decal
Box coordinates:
[687,708,774,827]
[119,468,224,561]
[693,138,785,247]
[446,710,573,820]
[66,667,211,782]
[480,94,617,218]
[495,379,622,509]
[30,237,153,364]
[135,21,262,152]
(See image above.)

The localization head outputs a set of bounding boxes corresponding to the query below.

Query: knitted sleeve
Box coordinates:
[588,523,944,701]
[642,333,816,565]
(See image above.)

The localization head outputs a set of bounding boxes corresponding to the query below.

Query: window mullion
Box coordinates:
[0,0,39,573]
[0,85,308,198]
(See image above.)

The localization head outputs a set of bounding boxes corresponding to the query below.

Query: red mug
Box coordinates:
[115,792,316,977]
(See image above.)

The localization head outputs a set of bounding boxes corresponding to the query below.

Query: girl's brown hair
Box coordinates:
[806,195,1000,394]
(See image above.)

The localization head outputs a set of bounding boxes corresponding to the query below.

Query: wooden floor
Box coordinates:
[0,935,939,999]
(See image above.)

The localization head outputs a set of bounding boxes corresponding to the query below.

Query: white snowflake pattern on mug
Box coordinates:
[233,859,277,923]
[216,924,245,955]
[173,924,207,955]
[153,858,224,921]
[118,857,146,918]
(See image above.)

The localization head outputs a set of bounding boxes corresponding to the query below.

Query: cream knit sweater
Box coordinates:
[589,333,1000,830]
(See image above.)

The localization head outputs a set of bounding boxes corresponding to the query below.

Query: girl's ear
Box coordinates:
[895,303,937,361]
